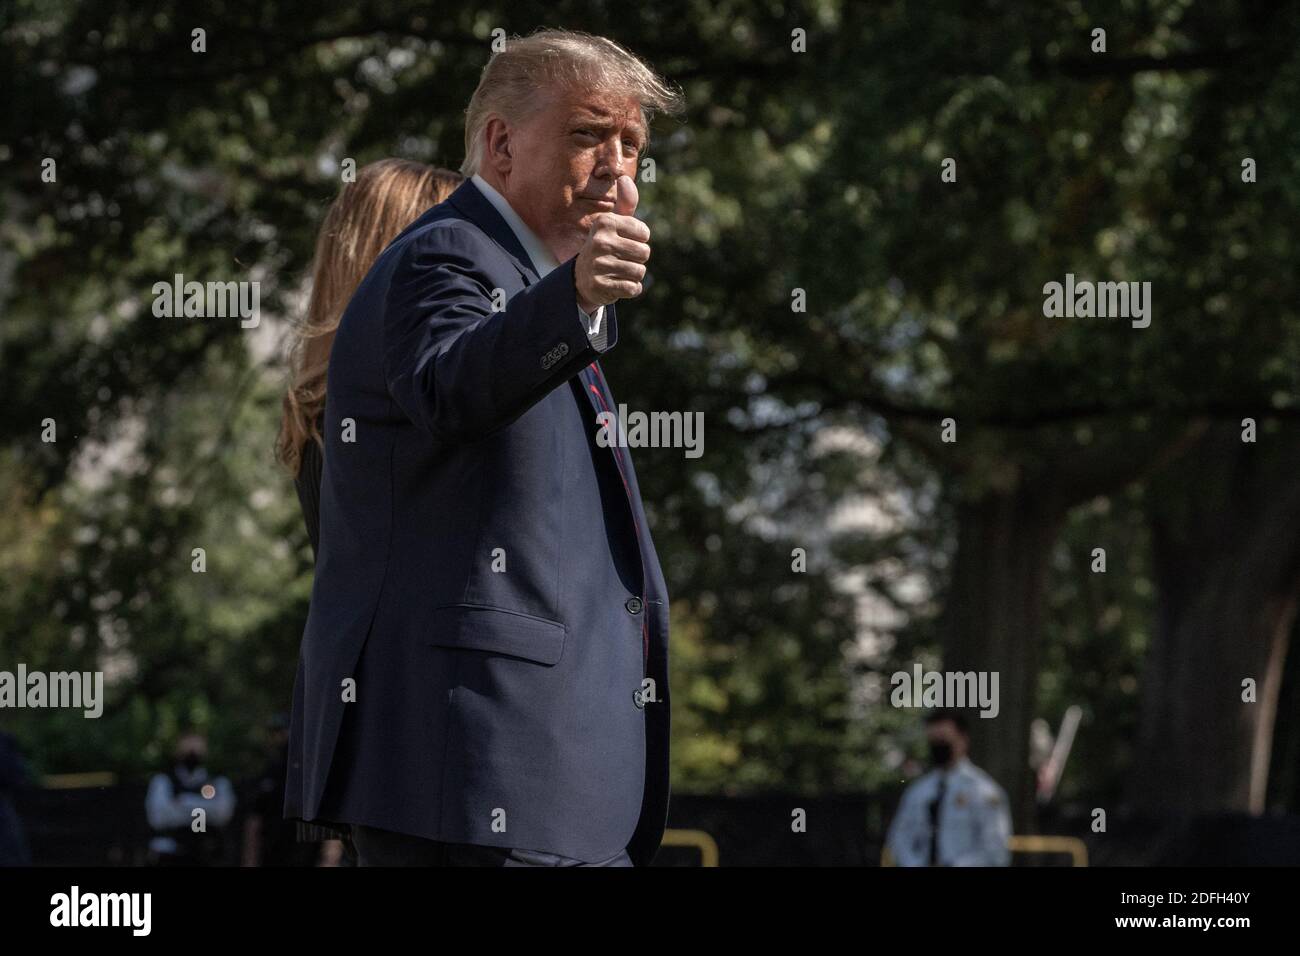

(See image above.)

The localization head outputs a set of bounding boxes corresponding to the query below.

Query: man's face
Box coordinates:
[926,720,968,766]
[494,88,646,262]
[176,734,206,764]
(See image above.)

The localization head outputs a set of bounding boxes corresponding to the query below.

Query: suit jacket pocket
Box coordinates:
[426,603,566,665]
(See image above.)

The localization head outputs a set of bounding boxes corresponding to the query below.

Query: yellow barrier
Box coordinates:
[882,834,1087,867]
[41,772,118,789]
[1008,835,1088,867]
[660,828,720,866]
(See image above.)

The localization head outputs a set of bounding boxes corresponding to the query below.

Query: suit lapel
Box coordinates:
[445,178,539,287]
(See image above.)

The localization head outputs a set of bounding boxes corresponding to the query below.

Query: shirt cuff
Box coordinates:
[579,303,610,352]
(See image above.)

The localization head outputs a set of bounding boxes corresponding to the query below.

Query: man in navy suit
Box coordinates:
[284,30,684,865]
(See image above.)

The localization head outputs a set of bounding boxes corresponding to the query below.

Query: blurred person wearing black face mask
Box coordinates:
[885,711,1012,866]
[145,731,237,866]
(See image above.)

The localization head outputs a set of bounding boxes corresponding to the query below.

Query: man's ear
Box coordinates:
[484,116,514,173]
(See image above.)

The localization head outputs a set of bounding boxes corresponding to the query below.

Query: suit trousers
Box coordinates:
[351,824,633,867]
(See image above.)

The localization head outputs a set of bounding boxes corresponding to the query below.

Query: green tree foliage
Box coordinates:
[3,1,1298,819]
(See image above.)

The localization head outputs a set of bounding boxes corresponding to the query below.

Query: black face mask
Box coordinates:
[928,741,954,768]
[180,752,202,771]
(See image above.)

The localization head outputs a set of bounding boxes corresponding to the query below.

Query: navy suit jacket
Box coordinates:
[284,178,671,865]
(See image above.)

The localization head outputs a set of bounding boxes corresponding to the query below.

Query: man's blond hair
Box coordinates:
[461,28,684,177]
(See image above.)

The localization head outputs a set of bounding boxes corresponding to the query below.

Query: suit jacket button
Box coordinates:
[633,688,646,709]
[625,597,644,615]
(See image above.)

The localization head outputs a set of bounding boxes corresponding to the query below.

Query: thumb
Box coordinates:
[615,174,639,217]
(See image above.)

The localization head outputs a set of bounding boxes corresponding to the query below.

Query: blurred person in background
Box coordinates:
[276,159,464,863]
[886,710,1012,866]
[0,731,32,866]
[145,730,237,866]
[241,713,322,866]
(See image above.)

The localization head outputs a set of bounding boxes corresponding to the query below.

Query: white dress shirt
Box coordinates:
[885,756,1013,866]
[471,173,608,351]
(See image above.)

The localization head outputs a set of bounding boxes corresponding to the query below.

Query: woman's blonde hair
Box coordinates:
[460,28,684,177]
[277,159,463,475]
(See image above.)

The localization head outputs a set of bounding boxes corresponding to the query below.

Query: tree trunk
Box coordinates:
[942,485,1064,833]
[1131,424,1300,814]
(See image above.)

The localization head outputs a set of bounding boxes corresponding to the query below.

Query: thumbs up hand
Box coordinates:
[575,174,651,314]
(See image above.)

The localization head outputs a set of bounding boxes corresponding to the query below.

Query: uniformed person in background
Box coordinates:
[886,710,1012,866]
[145,731,237,866]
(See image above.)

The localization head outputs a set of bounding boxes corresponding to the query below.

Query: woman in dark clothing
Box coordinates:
[275,159,463,863]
